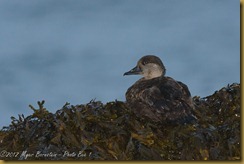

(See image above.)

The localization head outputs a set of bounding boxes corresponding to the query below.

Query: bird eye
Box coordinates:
[142,61,147,65]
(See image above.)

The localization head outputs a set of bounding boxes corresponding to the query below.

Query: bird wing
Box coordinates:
[146,77,195,123]
[125,76,195,124]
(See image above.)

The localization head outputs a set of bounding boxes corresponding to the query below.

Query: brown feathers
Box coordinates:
[124,55,196,124]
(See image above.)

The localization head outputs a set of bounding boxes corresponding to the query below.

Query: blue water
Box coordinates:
[0,0,240,127]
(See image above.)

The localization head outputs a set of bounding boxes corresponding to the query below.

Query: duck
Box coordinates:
[123,55,196,124]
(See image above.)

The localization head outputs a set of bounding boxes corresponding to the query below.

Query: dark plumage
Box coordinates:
[124,55,196,124]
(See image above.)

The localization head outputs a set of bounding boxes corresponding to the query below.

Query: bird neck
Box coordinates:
[143,70,163,79]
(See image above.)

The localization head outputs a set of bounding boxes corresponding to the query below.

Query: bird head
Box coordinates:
[124,55,166,79]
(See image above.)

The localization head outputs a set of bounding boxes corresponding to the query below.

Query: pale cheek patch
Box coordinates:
[143,64,162,79]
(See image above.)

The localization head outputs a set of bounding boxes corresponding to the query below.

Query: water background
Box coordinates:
[0,0,240,127]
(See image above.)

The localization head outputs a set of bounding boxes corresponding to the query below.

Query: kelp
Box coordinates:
[0,83,240,160]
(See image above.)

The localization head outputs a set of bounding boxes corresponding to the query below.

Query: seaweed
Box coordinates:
[0,83,240,160]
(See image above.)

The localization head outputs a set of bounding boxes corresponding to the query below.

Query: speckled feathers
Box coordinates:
[124,55,196,124]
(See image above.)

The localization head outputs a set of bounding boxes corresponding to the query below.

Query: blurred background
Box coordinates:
[0,0,240,127]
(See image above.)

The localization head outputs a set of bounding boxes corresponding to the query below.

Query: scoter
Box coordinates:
[124,55,196,124]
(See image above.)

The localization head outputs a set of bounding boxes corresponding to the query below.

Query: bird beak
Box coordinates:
[123,66,142,76]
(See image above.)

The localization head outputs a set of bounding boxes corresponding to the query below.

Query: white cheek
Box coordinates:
[141,64,163,79]
[151,71,162,78]
[143,68,150,74]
